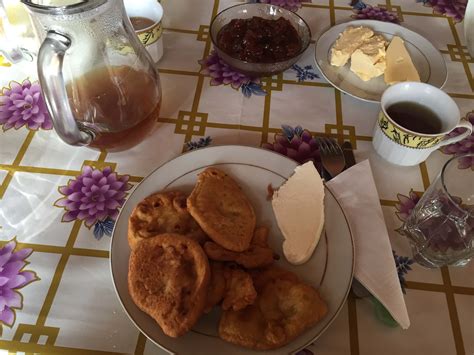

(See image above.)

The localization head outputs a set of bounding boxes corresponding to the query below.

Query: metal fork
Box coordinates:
[317,137,346,179]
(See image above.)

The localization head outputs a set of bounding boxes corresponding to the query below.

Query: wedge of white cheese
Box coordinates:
[272,161,325,265]
[384,36,420,84]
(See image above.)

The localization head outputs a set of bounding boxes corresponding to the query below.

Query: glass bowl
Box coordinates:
[209,3,312,77]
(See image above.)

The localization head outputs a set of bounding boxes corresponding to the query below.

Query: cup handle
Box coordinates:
[37,31,93,146]
[437,119,473,148]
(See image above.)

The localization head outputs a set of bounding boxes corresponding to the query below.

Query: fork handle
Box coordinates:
[320,166,331,182]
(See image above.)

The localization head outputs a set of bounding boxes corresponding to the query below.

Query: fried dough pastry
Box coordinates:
[187,168,256,252]
[203,226,275,269]
[222,266,257,311]
[128,234,210,337]
[219,277,328,350]
[128,190,208,250]
[250,265,299,292]
[204,261,226,313]
[258,280,327,341]
[251,226,270,247]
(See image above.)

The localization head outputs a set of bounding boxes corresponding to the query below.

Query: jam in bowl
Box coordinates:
[210,3,311,77]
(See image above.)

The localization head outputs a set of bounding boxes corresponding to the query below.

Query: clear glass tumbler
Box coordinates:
[400,153,474,268]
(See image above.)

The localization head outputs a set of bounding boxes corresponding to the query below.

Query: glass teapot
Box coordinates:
[21,0,162,151]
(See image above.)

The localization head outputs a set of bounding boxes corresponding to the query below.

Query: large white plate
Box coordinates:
[110,146,354,354]
[314,20,447,103]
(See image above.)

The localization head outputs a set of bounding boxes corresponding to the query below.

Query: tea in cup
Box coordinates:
[124,0,164,62]
[372,82,472,166]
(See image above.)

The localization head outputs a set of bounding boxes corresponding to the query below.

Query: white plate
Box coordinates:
[314,20,447,103]
[110,145,355,354]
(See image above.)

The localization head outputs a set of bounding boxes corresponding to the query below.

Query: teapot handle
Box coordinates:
[37,30,93,146]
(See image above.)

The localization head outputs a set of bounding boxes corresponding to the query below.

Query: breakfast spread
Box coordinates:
[272,161,325,265]
[216,16,302,62]
[5,0,458,351]
[330,26,420,83]
[126,167,327,349]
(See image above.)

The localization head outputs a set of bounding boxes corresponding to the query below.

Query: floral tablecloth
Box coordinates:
[0,0,473,354]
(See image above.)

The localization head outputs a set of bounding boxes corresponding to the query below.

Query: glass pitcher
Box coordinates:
[21,0,162,151]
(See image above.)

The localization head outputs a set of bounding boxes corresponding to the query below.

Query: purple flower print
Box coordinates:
[393,250,413,293]
[440,112,474,170]
[93,217,115,240]
[0,240,38,327]
[186,136,212,151]
[418,0,467,22]
[199,50,259,89]
[199,51,267,97]
[262,125,322,171]
[351,1,400,23]
[55,166,132,228]
[250,0,311,12]
[0,79,52,131]
[395,189,421,222]
[291,64,320,82]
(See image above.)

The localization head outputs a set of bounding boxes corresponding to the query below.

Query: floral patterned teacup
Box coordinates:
[372,82,473,166]
[124,0,163,62]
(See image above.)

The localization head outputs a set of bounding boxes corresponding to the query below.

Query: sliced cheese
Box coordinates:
[330,26,374,67]
[350,34,387,81]
[272,161,325,265]
[384,36,420,85]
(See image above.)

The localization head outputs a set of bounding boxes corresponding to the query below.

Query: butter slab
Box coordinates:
[330,26,374,67]
[350,34,387,81]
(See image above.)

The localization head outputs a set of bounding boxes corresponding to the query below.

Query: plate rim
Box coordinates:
[109,145,355,354]
[313,19,448,103]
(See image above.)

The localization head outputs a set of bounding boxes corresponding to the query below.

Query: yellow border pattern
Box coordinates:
[137,22,163,46]
[378,111,444,149]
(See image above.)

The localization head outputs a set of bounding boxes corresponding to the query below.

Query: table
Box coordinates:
[0,0,473,354]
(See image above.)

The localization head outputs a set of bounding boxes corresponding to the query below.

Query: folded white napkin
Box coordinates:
[326,159,410,329]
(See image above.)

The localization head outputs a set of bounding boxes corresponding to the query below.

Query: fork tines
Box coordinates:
[317,137,343,155]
